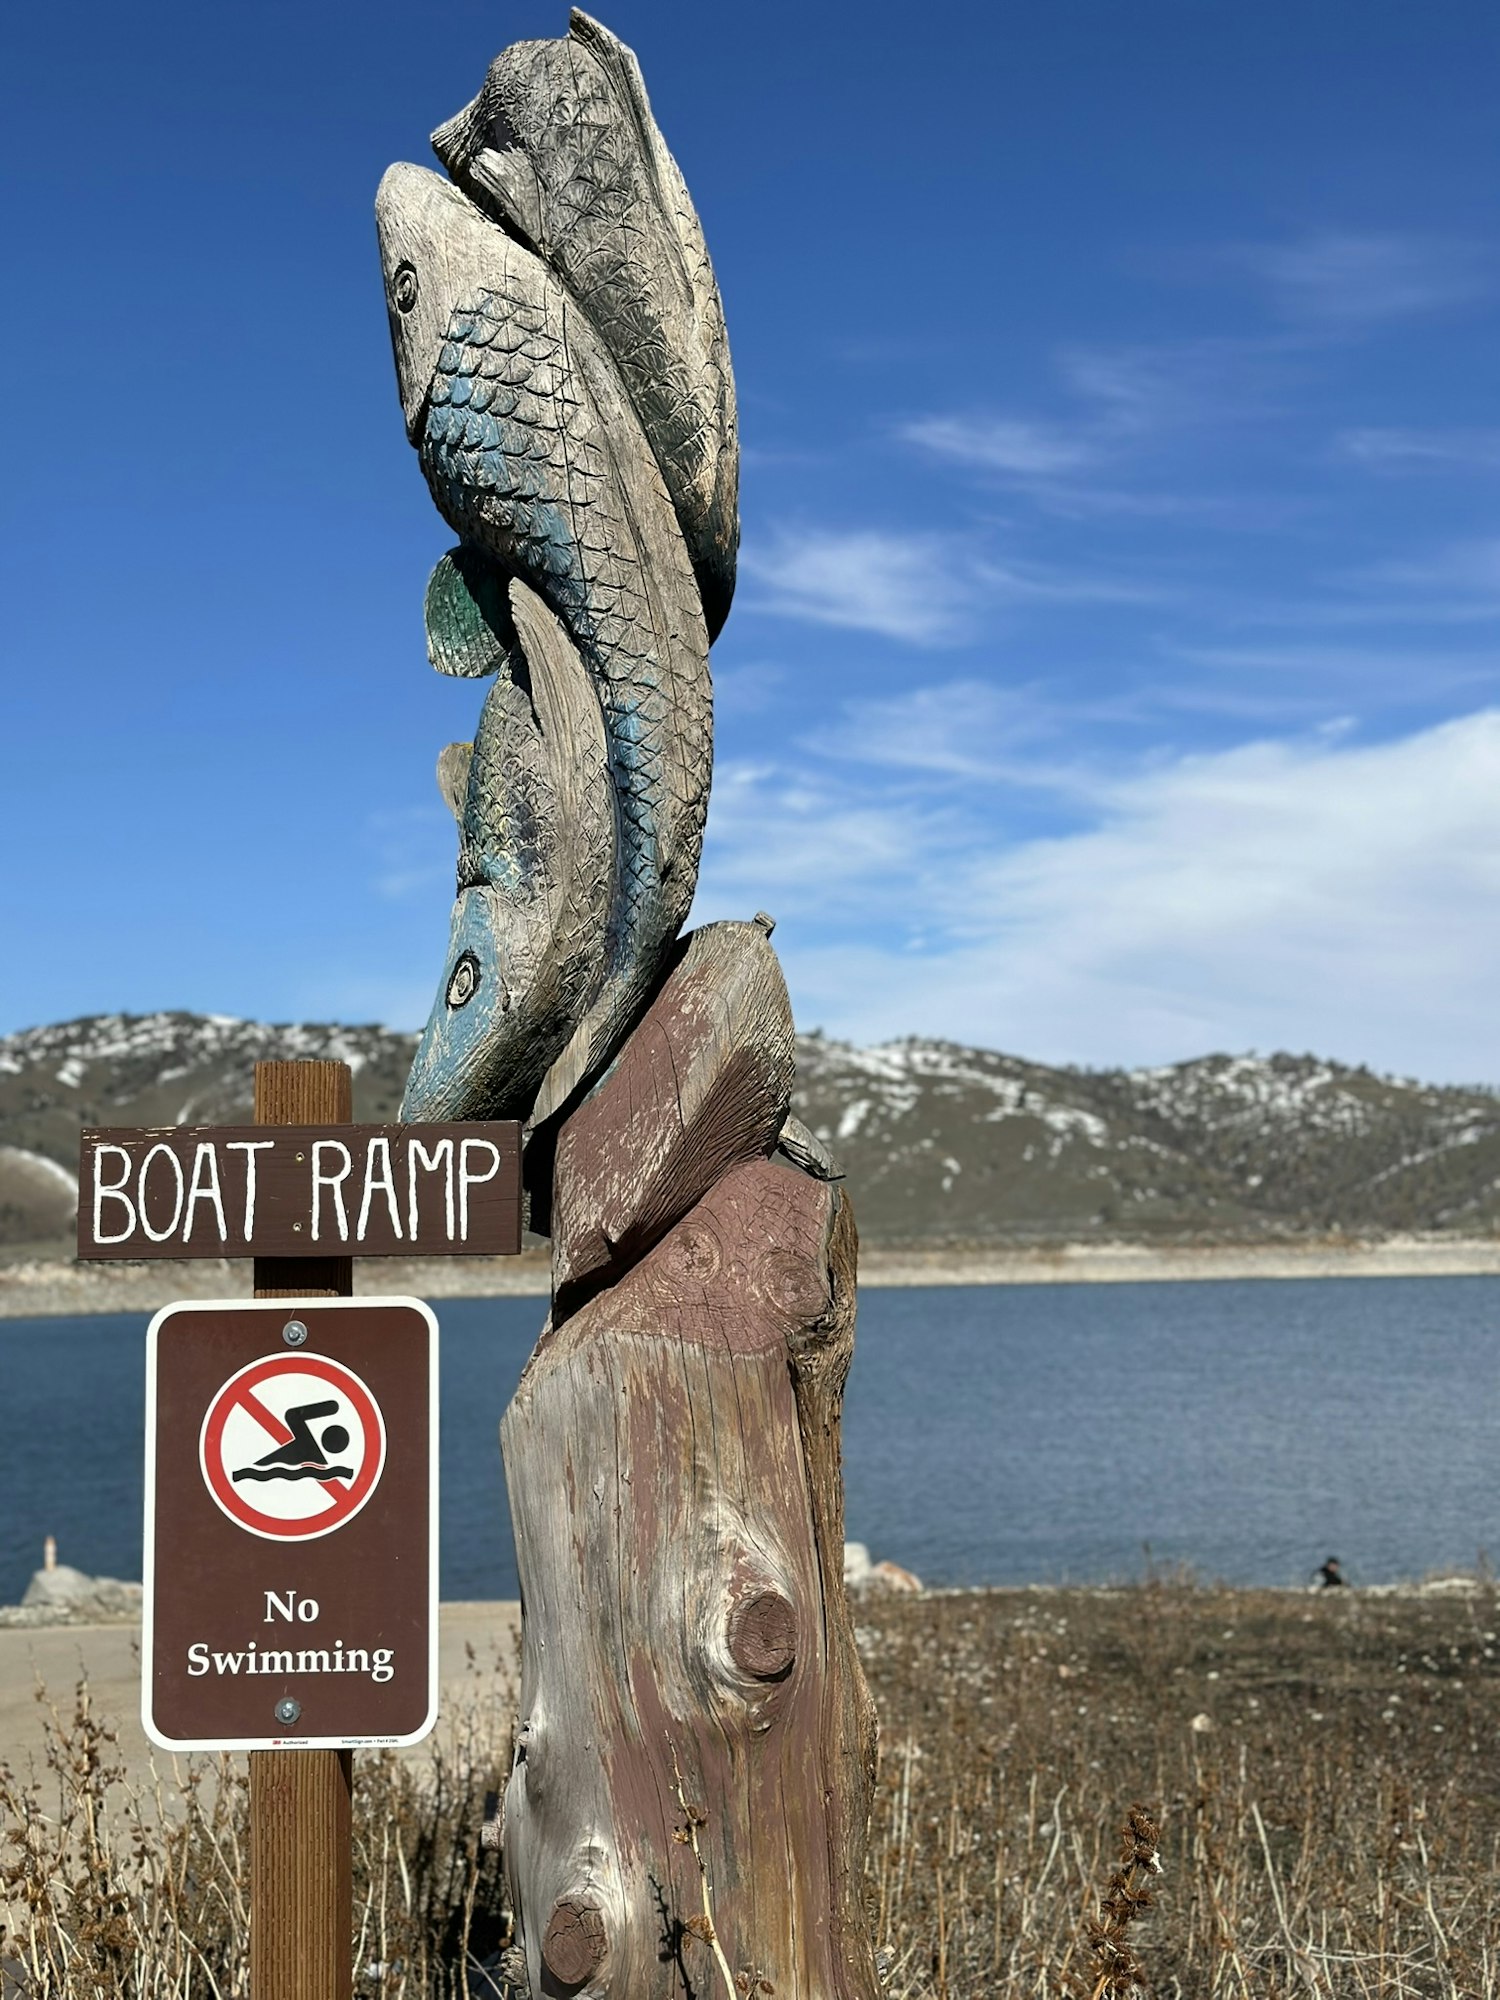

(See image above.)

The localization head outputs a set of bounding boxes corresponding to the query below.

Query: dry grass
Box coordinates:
[0,1656,514,1998]
[859,1578,1500,1998]
[5,1581,1500,1995]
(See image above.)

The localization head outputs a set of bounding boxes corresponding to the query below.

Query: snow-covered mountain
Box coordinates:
[0,1014,414,1248]
[795,1036,1500,1246]
[4,1011,1499,1252]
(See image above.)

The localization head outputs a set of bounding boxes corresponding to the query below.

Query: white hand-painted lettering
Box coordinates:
[225,1140,275,1237]
[458,1138,501,1242]
[182,1141,228,1243]
[357,1136,403,1242]
[137,1143,186,1244]
[311,1140,354,1242]
[407,1136,455,1240]
[91,1144,136,1244]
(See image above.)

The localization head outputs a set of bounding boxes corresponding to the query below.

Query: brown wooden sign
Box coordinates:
[143,1297,438,1751]
[78,1122,521,1259]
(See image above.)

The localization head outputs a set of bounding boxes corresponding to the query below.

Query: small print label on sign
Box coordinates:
[200,1353,387,1541]
[143,1298,437,1752]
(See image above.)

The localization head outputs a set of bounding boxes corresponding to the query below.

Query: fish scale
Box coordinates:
[432,11,738,639]
[415,266,709,1078]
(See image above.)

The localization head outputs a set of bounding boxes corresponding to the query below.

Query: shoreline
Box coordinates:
[5,1231,1500,1318]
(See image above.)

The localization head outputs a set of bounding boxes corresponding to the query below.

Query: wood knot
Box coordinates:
[541,1896,607,1989]
[728,1588,797,1680]
[752,910,776,935]
[755,1247,829,1322]
[662,1223,721,1282]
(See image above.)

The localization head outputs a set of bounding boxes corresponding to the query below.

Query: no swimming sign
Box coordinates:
[143,1297,438,1751]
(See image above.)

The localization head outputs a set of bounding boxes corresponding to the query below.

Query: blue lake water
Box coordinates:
[2,1277,1498,1603]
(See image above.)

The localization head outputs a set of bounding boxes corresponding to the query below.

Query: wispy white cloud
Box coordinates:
[711,658,787,717]
[899,333,1297,527]
[899,416,1099,477]
[740,529,979,644]
[1226,230,1489,327]
[1060,339,1263,434]
[695,710,1500,1080]
[1165,638,1500,701]
[740,527,1151,644]
[806,679,1076,788]
[696,758,955,904]
[1337,427,1500,471]
[1339,537,1500,612]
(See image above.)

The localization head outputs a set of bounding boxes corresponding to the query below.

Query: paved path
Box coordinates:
[0,1603,520,1785]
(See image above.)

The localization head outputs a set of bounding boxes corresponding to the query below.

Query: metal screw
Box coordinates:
[274,1698,302,1726]
[282,1320,309,1347]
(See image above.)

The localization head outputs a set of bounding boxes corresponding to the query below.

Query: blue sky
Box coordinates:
[4,1,1500,1078]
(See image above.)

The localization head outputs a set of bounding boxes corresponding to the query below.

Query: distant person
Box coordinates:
[1316,1555,1346,1589]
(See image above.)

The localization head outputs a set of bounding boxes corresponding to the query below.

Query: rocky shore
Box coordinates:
[6,1232,1500,1318]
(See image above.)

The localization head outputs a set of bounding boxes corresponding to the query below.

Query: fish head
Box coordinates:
[401,886,520,1121]
[430,12,650,253]
[374,161,513,442]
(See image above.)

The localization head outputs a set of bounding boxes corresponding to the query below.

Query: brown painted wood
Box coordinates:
[78,1118,521,1260]
[550,919,796,1306]
[251,1059,353,2000]
[250,1749,353,2000]
[501,1155,881,2000]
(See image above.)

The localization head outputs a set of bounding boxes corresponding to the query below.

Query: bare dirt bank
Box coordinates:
[6,1232,1500,1317]
[857,1232,1500,1286]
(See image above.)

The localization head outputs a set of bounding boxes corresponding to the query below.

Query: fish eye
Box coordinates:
[392,261,419,315]
[446,950,480,1009]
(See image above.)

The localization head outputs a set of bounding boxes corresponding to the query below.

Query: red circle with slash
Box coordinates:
[199,1352,386,1541]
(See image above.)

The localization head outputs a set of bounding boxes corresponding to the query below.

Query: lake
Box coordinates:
[2,1276,1497,1604]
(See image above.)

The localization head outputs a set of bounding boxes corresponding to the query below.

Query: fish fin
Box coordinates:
[775,1113,846,1182]
[436,742,473,822]
[568,12,651,125]
[507,576,607,781]
[424,546,521,679]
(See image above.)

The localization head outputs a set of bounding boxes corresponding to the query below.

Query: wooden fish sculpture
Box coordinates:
[377,9,734,1124]
[432,8,739,641]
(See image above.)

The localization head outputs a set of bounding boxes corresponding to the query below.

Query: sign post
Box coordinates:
[81,1057,524,1999]
[251,1058,356,2000]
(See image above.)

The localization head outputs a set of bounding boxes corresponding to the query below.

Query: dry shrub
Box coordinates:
[0,1648,514,1998]
[7,1583,1500,1996]
[859,1577,1500,1998]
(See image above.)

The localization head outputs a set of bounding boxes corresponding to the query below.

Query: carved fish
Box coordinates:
[431,8,739,641]
[375,162,712,1124]
[402,576,614,1122]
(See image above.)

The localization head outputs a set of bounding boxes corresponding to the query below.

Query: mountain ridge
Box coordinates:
[4,1010,1499,1253]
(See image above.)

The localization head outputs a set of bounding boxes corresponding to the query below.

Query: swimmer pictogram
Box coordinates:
[199,1353,386,1540]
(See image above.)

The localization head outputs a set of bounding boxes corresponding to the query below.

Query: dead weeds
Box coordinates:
[4,1582,1498,1995]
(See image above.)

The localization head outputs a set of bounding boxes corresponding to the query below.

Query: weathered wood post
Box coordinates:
[250,1058,353,2000]
[502,925,879,1997]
